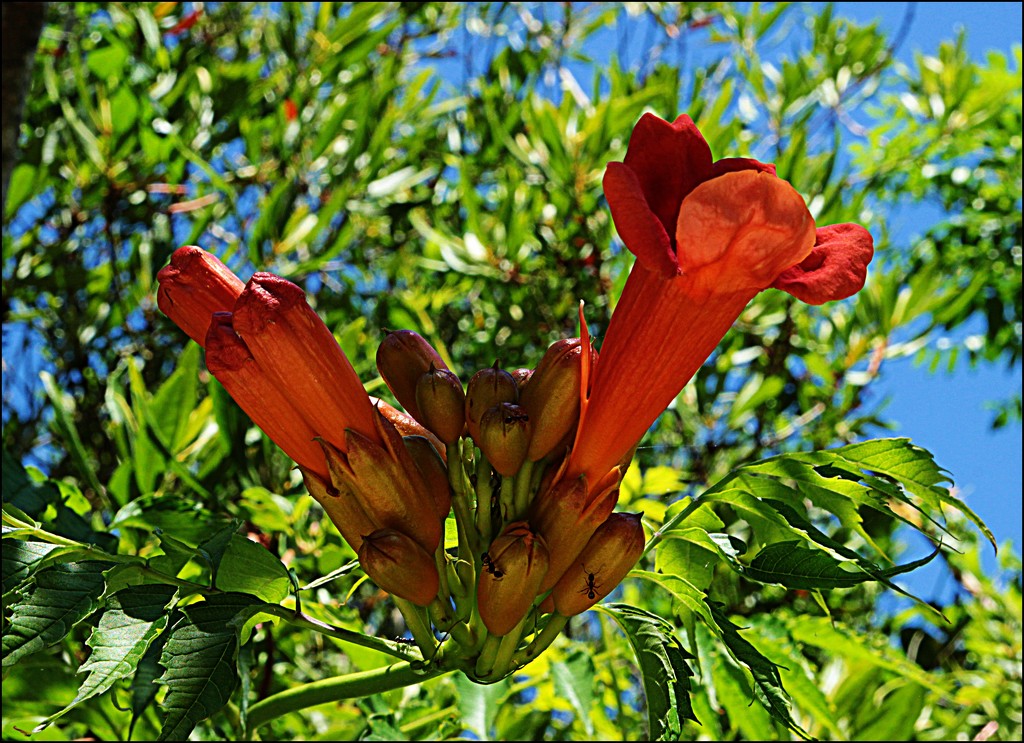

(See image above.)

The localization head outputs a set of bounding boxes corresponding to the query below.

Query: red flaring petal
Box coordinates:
[711,157,777,177]
[771,223,874,305]
[621,113,714,237]
[603,163,679,279]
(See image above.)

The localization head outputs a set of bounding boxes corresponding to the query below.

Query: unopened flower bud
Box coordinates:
[415,366,466,443]
[551,512,645,616]
[478,403,531,477]
[376,330,447,422]
[465,364,518,445]
[403,435,452,520]
[478,521,549,636]
[531,474,619,594]
[510,368,533,389]
[157,246,245,346]
[359,528,440,607]
[520,338,596,462]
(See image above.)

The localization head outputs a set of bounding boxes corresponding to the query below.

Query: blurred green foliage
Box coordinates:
[2,2,1021,741]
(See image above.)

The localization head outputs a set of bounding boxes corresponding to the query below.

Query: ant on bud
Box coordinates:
[481,551,505,580]
[579,564,601,600]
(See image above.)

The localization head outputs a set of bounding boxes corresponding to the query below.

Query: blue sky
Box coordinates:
[830,2,1022,598]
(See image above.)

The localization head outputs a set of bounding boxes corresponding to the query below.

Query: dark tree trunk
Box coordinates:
[2,2,47,212]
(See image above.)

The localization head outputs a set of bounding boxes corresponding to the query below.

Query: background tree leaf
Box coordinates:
[598,603,696,741]
[157,593,265,741]
[2,561,108,667]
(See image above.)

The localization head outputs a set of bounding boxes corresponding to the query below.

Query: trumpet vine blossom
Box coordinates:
[567,113,874,491]
[155,112,873,683]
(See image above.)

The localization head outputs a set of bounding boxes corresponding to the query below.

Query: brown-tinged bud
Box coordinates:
[403,435,452,520]
[205,313,326,478]
[371,397,446,460]
[376,330,448,422]
[415,366,466,444]
[300,468,376,552]
[157,246,245,346]
[320,423,442,554]
[531,474,619,594]
[551,512,645,616]
[510,368,534,389]
[478,521,549,636]
[520,338,596,462]
[231,273,379,453]
[465,364,518,444]
[478,403,531,477]
[359,528,440,607]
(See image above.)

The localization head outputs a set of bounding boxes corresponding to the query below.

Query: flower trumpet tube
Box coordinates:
[477,521,549,637]
[231,272,381,455]
[358,528,440,608]
[568,113,874,487]
[156,245,245,346]
[204,313,327,478]
[551,512,645,616]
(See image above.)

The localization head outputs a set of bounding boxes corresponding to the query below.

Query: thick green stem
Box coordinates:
[498,476,515,527]
[510,613,568,669]
[393,597,437,655]
[512,458,535,519]
[449,439,479,555]
[257,604,414,661]
[434,546,451,603]
[245,662,450,734]
[475,451,494,544]
[485,613,529,681]
[474,632,501,677]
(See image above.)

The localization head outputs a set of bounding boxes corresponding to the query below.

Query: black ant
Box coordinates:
[481,551,504,580]
[579,564,601,600]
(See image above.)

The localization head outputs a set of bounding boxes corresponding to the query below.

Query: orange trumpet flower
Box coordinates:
[568,113,874,490]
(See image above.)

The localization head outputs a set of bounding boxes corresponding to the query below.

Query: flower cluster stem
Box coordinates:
[393,597,437,655]
[244,661,451,735]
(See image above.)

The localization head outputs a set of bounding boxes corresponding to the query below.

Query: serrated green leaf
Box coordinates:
[32,584,177,732]
[744,541,868,589]
[630,570,715,626]
[130,618,172,739]
[454,672,508,740]
[655,532,719,592]
[2,561,108,667]
[214,534,291,603]
[157,593,264,741]
[706,601,808,739]
[2,539,61,597]
[551,650,595,734]
[598,603,696,740]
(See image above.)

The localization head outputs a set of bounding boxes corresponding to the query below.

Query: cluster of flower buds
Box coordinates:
[156,110,875,682]
[157,246,645,680]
